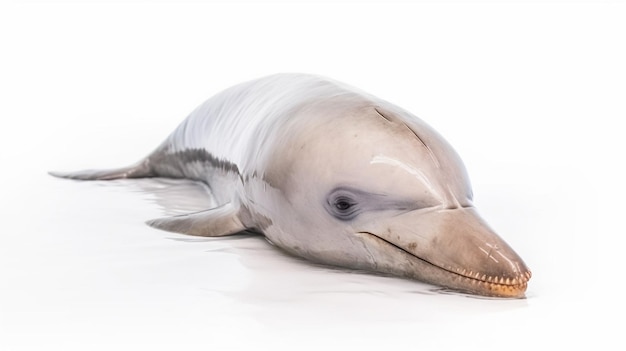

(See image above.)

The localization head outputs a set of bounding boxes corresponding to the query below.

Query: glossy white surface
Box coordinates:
[1,1,622,350]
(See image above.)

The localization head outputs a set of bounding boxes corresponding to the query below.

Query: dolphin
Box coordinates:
[51,73,531,298]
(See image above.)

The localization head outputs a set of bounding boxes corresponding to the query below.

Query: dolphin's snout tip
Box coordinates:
[456,256,532,298]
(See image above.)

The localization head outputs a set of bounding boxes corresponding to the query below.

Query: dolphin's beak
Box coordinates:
[356,207,531,298]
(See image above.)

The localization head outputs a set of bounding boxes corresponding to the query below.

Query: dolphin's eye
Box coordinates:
[334,197,355,212]
[326,191,360,220]
[326,186,425,221]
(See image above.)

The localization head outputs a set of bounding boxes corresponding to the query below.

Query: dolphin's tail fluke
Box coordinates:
[49,160,154,180]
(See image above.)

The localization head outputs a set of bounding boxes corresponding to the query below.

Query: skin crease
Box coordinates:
[52,74,531,298]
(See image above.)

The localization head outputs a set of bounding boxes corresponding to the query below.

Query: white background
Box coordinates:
[1,1,624,350]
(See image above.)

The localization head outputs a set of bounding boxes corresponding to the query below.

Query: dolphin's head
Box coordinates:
[251,101,531,298]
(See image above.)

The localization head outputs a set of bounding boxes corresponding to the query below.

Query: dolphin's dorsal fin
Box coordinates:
[147,202,247,237]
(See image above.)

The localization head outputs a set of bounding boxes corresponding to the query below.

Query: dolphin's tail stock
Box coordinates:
[49,160,154,180]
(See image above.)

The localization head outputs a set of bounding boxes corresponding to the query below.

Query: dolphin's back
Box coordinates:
[161,74,361,164]
[149,74,369,180]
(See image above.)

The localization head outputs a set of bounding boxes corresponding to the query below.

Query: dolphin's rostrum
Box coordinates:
[51,73,531,298]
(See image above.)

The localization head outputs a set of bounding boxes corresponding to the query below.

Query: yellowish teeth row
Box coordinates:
[452,267,532,286]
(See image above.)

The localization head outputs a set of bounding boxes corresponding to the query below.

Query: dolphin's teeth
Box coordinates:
[451,268,528,290]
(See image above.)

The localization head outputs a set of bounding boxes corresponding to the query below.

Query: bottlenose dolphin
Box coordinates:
[52,73,531,297]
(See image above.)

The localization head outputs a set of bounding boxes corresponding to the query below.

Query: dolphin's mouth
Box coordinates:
[356,231,531,298]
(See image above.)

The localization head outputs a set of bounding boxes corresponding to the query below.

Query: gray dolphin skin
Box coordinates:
[52,73,531,298]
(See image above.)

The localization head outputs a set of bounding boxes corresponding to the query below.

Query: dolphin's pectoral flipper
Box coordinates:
[49,161,153,180]
[146,202,248,237]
